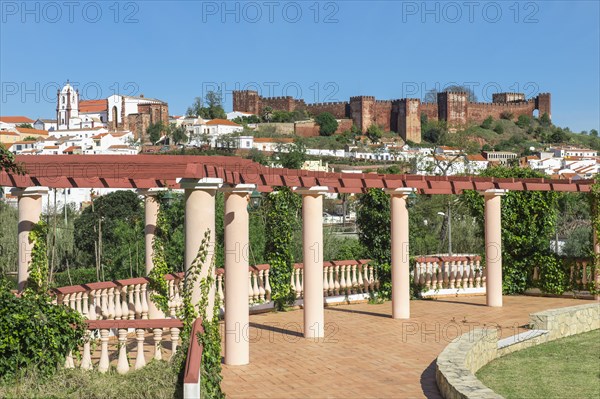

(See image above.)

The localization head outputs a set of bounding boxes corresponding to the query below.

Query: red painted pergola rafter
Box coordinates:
[0,155,593,194]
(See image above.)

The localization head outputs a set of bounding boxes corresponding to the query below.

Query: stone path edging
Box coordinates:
[435,302,600,399]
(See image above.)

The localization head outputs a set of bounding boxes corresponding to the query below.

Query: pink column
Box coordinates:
[137,189,163,319]
[385,188,414,319]
[483,189,507,307]
[11,187,48,291]
[296,186,328,338]
[179,178,222,320]
[222,184,254,365]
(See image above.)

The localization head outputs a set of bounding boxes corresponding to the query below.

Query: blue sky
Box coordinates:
[1,1,599,131]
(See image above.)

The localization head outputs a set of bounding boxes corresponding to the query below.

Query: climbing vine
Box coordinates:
[264,187,301,310]
[587,177,600,294]
[149,228,224,397]
[148,198,172,313]
[28,220,49,293]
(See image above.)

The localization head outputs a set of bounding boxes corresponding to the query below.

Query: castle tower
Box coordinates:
[56,81,79,130]
[233,90,261,115]
[535,93,551,120]
[437,91,468,127]
[394,99,421,144]
[349,96,376,132]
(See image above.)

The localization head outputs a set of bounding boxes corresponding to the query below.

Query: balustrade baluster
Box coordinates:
[75,292,82,314]
[290,272,296,296]
[264,269,272,301]
[117,328,129,374]
[80,331,93,370]
[424,262,431,290]
[323,266,330,297]
[88,290,97,320]
[141,284,149,319]
[351,264,358,295]
[64,350,74,369]
[135,328,146,370]
[468,260,474,288]
[153,328,163,361]
[249,271,255,303]
[107,287,115,319]
[357,264,364,294]
[252,271,261,301]
[82,292,89,318]
[582,261,588,287]
[339,265,347,296]
[329,265,336,295]
[134,284,142,319]
[171,327,180,356]
[121,286,129,320]
[128,285,135,320]
[217,274,224,305]
[258,270,266,301]
[368,265,375,292]
[98,329,110,373]
[480,260,486,287]
[295,268,302,298]
[114,288,122,320]
[334,265,341,295]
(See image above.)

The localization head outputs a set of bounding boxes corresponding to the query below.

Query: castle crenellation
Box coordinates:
[233,90,551,144]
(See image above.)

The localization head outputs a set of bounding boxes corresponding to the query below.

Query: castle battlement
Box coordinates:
[232,89,551,144]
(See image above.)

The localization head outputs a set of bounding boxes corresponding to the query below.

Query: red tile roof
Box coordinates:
[79,99,108,113]
[0,131,19,136]
[15,127,48,136]
[206,119,240,127]
[0,116,34,124]
[63,146,81,153]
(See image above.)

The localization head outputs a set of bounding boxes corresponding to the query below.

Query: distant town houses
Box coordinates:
[2,80,597,181]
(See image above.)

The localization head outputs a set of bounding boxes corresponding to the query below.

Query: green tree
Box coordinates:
[146,121,166,144]
[276,140,307,169]
[590,129,598,137]
[551,127,569,143]
[315,112,339,136]
[168,123,188,145]
[481,116,494,130]
[16,123,33,129]
[73,191,144,280]
[540,112,551,127]
[366,124,383,144]
[0,143,23,174]
[462,167,559,294]
[186,91,227,120]
[493,123,504,134]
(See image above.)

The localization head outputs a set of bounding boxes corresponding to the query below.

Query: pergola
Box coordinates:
[1,155,596,366]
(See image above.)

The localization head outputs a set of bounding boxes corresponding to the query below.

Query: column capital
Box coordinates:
[136,188,168,197]
[220,184,256,195]
[294,186,329,196]
[10,186,49,197]
[384,187,416,197]
[481,189,508,197]
[177,177,223,191]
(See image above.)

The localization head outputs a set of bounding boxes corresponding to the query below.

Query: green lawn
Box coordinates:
[0,360,180,399]
[477,329,600,399]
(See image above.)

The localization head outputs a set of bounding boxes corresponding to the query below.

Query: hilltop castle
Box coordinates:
[233,90,551,143]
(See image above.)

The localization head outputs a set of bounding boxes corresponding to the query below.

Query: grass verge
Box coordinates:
[0,360,180,399]
[477,329,600,399]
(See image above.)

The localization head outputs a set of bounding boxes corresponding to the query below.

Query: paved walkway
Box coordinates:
[220,295,590,398]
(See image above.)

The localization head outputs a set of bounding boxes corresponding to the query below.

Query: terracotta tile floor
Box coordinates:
[220,295,592,399]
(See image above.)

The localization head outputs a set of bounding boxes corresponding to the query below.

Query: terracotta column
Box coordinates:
[137,189,163,319]
[483,189,507,307]
[385,188,414,319]
[11,187,48,291]
[296,186,328,338]
[222,184,254,365]
[179,178,222,320]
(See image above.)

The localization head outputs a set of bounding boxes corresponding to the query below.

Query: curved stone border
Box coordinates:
[435,302,600,399]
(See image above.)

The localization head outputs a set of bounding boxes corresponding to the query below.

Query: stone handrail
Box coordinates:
[52,259,377,319]
[66,318,184,374]
[414,256,484,292]
[183,318,204,399]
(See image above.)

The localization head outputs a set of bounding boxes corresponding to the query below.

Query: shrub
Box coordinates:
[516,114,532,128]
[314,112,338,136]
[481,116,494,129]
[493,123,504,134]
[0,282,86,380]
[500,111,514,120]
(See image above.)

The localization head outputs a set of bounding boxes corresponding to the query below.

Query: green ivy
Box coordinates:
[27,221,49,293]
[264,187,301,310]
[462,167,559,295]
[587,178,600,294]
[148,199,173,313]
[0,280,86,381]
